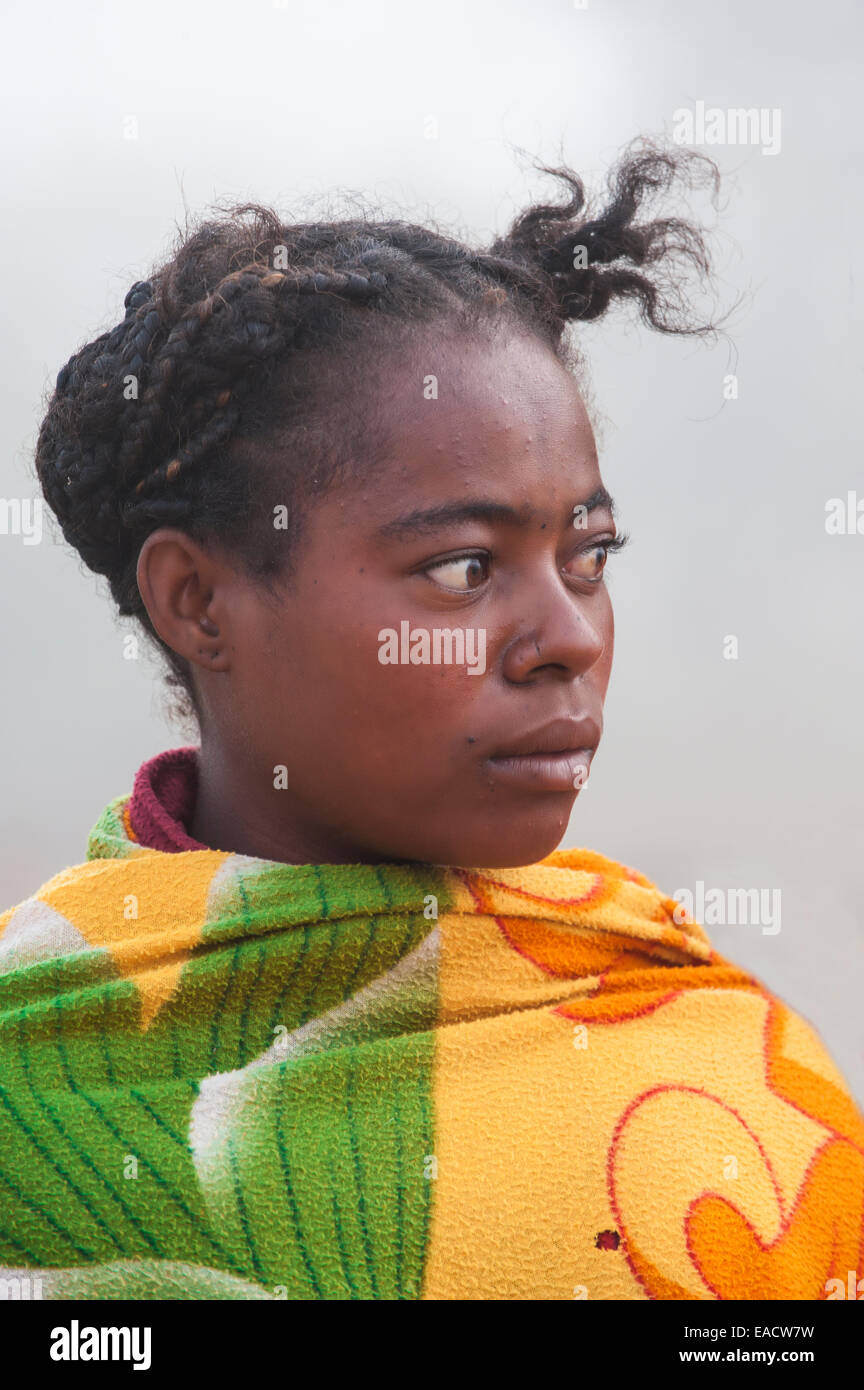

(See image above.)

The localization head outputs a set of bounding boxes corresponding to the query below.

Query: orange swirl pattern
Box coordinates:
[425,853,864,1299]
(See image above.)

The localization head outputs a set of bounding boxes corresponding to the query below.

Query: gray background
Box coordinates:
[2,0,862,1100]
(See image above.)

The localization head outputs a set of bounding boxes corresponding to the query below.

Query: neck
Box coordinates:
[188,738,385,866]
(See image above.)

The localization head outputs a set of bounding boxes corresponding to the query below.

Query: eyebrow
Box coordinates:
[377,487,616,541]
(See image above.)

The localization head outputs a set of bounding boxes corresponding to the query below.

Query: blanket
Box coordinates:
[0,792,862,1300]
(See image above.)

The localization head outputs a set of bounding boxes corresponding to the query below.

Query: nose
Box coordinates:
[500,580,609,684]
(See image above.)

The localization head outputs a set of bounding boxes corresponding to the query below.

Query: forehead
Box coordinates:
[352,330,600,518]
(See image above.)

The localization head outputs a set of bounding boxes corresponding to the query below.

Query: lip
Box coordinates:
[484,716,601,793]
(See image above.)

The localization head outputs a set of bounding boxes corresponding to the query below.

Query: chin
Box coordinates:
[431,805,574,870]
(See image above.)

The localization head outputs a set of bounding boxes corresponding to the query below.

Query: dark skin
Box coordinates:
[136,331,620,868]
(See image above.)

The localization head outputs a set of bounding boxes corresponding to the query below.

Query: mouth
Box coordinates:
[483,716,601,793]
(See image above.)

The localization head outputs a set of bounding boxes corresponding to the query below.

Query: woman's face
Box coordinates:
[156,331,619,867]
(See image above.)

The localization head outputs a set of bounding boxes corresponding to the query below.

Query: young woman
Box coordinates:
[3,144,861,1301]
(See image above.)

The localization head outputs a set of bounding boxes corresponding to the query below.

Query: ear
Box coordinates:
[136,528,232,674]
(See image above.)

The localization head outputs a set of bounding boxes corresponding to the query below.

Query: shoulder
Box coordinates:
[0,839,169,971]
[541,843,659,889]
[0,857,144,970]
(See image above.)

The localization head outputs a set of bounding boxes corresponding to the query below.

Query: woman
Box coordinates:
[3,143,862,1300]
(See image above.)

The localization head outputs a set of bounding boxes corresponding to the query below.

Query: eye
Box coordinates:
[424,552,490,593]
[563,537,624,584]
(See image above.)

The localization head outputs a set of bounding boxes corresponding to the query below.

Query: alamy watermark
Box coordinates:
[0,1273,43,1299]
[378,621,486,675]
[672,880,781,936]
[50,1320,151,1369]
[825,491,864,534]
[672,101,781,156]
[825,1270,864,1300]
[0,497,42,544]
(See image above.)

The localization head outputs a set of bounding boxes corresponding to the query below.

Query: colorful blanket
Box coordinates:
[0,793,861,1301]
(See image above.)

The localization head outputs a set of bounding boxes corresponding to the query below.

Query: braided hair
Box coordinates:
[35,141,718,720]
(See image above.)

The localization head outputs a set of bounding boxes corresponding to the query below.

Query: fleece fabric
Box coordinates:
[0,748,861,1300]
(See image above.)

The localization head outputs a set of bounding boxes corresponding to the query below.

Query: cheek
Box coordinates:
[596,596,615,692]
[238,602,480,752]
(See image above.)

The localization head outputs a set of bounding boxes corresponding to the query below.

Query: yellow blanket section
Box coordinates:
[426,850,864,1300]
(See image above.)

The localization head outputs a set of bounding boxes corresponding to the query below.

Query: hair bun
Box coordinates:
[124,280,154,317]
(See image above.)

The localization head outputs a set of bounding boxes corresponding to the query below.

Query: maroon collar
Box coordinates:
[127,746,208,852]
